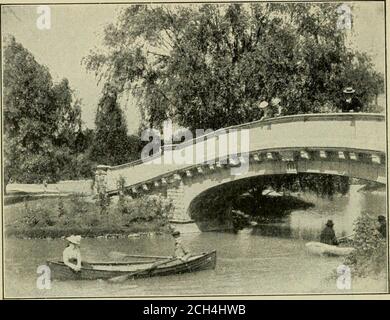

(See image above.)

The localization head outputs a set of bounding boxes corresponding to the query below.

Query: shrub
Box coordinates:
[7,194,174,238]
[118,195,174,225]
[344,213,387,277]
[21,201,56,227]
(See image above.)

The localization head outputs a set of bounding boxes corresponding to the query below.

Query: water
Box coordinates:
[3,185,387,298]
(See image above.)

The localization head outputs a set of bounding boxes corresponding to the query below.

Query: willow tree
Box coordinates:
[84,3,383,132]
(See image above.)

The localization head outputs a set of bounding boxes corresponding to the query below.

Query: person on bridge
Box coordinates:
[340,87,363,113]
[63,235,82,272]
[172,230,191,261]
[259,100,270,120]
[320,220,339,246]
[271,97,283,117]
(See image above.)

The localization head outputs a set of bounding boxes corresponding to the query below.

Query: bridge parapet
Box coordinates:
[97,113,386,196]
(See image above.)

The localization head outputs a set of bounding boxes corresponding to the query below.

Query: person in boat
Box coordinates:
[63,235,82,272]
[320,220,339,246]
[172,230,191,261]
[377,215,387,238]
[340,87,363,113]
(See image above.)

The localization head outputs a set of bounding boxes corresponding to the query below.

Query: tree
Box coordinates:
[3,36,85,185]
[84,3,384,132]
[89,83,143,166]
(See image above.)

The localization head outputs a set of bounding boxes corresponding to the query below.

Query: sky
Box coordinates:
[1,2,386,132]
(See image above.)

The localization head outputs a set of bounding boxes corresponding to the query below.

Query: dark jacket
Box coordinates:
[320,226,339,245]
[378,223,387,238]
[341,97,363,112]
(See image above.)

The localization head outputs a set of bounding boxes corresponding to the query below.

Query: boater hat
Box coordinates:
[326,220,334,227]
[259,101,269,109]
[343,87,355,94]
[66,235,81,245]
[378,215,386,222]
[172,230,181,237]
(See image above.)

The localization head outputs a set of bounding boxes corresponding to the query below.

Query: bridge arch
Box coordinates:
[96,113,386,222]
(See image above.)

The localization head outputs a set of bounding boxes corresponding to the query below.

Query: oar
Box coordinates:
[108,251,172,260]
[108,257,177,283]
[338,234,354,242]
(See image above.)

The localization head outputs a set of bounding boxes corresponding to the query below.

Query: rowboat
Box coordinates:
[305,242,354,257]
[47,250,217,281]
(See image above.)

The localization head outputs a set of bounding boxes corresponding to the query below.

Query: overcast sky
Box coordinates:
[2,2,386,132]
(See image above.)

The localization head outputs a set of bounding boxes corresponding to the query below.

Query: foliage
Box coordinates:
[7,194,173,238]
[3,36,93,184]
[84,3,384,132]
[344,213,387,277]
[89,83,143,166]
[117,195,174,225]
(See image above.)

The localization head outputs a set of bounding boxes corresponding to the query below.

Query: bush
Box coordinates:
[118,195,174,225]
[7,194,174,238]
[344,213,387,277]
[21,201,56,227]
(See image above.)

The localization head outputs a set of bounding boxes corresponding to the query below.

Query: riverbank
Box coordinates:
[4,195,174,239]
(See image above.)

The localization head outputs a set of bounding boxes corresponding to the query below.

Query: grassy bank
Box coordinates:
[5,194,174,239]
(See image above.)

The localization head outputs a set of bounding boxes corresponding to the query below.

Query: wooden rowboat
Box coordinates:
[47,250,217,281]
[305,242,354,257]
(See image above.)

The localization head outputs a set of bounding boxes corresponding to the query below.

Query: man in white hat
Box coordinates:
[63,235,82,272]
[341,87,362,112]
[259,100,269,120]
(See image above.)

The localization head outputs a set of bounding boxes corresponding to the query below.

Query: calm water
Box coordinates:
[4,186,387,298]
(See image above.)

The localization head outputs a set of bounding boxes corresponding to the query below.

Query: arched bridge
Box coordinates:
[95,113,386,222]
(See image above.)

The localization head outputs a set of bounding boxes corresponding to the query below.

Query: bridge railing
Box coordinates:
[101,113,385,192]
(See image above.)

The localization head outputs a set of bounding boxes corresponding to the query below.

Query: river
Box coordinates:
[3,185,387,298]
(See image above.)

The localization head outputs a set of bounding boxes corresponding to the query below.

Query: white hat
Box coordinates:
[271,97,281,105]
[259,101,269,109]
[66,235,81,245]
[343,87,355,94]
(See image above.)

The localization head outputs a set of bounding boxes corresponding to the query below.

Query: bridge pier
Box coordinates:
[94,165,110,194]
[167,182,194,223]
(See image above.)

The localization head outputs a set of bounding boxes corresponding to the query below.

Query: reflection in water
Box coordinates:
[252,185,386,241]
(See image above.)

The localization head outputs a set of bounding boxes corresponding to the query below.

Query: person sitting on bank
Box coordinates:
[377,215,387,238]
[172,230,191,261]
[340,87,363,113]
[63,235,82,272]
[320,220,339,246]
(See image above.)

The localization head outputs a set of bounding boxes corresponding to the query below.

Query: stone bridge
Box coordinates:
[95,113,386,223]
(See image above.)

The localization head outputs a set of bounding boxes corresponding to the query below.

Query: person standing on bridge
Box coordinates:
[320,220,339,246]
[259,100,270,120]
[271,97,283,117]
[340,87,363,113]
